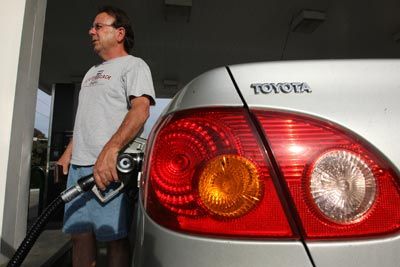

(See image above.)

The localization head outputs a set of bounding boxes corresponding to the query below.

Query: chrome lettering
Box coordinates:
[250,82,312,94]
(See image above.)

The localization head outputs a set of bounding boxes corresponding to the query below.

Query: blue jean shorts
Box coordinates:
[62,165,131,242]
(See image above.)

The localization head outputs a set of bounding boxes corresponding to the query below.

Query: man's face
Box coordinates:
[89,12,118,55]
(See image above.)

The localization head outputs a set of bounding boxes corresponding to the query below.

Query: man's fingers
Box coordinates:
[94,168,116,191]
[103,171,112,186]
[111,167,119,182]
[62,164,69,175]
[93,172,106,191]
[94,150,118,190]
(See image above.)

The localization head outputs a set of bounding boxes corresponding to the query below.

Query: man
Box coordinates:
[57,6,155,267]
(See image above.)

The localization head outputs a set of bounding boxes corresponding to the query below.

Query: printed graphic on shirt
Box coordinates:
[82,70,112,87]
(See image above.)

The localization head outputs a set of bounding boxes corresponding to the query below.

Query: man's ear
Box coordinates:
[116,27,126,43]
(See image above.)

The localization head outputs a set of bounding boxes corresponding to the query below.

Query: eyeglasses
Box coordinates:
[90,23,115,31]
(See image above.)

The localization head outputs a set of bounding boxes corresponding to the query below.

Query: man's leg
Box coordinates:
[107,237,130,267]
[63,166,97,266]
[71,232,97,267]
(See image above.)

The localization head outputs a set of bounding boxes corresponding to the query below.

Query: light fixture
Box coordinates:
[163,79,179,91]
[165,0,192,7]
[164,0,192,22]
[291,10,326,34]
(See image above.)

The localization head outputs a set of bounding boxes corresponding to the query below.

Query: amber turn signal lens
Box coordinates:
[198,155,262,218]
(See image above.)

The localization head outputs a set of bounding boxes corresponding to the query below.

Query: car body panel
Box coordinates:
[132,199,313,267]
[166,67,242,114]
[307,235,400,267]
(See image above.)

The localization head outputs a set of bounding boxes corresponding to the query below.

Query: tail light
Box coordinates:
[143,108,293,238]
[253,110,400,239]
[143,107,400,240]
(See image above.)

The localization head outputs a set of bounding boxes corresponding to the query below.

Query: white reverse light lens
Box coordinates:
[309,150,376,224]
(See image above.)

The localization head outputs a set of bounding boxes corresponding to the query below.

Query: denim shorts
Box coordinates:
[62,165,131,242]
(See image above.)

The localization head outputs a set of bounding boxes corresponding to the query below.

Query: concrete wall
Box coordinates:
[0,0,47,263]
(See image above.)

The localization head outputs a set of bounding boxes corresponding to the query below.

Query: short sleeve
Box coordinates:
[124,58,156,106]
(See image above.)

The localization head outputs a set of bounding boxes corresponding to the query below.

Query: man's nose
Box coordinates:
[88,27,96,35]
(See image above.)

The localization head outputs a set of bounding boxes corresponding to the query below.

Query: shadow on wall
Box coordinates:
[1,238,15,264]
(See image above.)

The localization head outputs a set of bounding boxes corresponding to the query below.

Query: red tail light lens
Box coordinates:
[253,110,400,239]
[143,108,293,238]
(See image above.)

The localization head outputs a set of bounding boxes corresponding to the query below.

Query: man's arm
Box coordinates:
[93,96,151,190]
[57,140,73,175]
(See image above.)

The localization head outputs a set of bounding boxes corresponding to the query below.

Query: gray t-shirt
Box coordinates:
[71,55,155,165]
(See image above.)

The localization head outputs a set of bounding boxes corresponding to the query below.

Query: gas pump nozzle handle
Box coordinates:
[92,152,143,203]
[60,152,144,203]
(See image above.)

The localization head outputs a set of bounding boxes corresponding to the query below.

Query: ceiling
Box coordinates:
[39,0,400,97]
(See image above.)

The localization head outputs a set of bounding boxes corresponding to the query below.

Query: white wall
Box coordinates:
[0,0,47,263]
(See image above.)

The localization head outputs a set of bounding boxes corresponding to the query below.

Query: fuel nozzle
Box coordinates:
[60,174,94,203]
[60,152,144,203]
[91,152,144,203]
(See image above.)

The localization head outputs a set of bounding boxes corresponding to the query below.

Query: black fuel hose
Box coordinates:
[7,175,95,267]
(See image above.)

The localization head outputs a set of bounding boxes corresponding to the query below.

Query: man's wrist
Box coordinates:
[104,140,123,152]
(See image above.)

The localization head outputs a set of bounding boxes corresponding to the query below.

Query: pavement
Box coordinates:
[22,229,71,267]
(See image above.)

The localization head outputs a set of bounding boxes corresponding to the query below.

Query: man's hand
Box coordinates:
[56,141,73,175]
[93,145,119,191]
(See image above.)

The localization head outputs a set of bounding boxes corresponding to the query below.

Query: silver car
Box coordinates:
[132,60,400,267]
